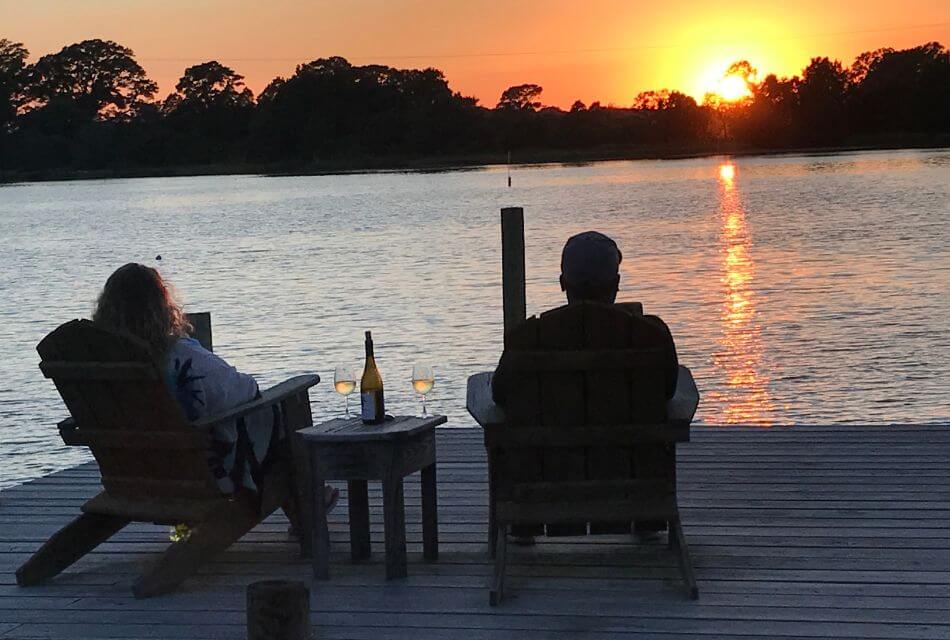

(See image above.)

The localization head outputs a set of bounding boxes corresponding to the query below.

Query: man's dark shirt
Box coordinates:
[491,301,679,406]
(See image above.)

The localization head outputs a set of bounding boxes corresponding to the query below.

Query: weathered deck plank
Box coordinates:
[1,425,949,639]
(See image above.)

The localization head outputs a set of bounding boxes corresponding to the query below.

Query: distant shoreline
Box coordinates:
[2,136,947,185]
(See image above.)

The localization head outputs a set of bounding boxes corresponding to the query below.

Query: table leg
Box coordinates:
[382,475,407,579]
[309,449,329,580]
[421,463,438,561]
[347,480,371,561]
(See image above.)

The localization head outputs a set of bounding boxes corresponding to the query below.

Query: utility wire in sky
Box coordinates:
[138,21,950,63]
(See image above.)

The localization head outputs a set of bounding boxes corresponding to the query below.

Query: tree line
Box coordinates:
[0,38,947,177]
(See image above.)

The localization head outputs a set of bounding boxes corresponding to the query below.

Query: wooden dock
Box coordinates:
[1,425,949,639]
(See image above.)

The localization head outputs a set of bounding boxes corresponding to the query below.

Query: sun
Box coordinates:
[716,74,751,102]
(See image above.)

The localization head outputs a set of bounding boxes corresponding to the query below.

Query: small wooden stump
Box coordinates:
[247,580,310,640]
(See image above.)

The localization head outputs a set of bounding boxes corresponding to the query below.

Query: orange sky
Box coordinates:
[4,0,948,108]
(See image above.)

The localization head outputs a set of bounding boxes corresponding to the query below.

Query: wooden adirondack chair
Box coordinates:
[15,316,319,598]
[470,301,699,605]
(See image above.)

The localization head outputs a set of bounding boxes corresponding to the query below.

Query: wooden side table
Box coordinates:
[297,415,446,580]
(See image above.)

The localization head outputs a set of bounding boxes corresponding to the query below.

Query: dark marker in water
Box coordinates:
[155,255,162,261]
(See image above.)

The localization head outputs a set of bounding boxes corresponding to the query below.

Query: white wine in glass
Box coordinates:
[334,365,358,417]
[411,364,434,417]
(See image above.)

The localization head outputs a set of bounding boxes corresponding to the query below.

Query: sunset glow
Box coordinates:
[712,162,776,425]
[715,75,752,102]
[4,0,948,108]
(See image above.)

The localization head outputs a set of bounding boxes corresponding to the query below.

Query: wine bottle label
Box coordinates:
[361,391,381,422]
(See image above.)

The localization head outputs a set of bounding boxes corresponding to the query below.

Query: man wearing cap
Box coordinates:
[491,230,679,405]
[466,230,690,542]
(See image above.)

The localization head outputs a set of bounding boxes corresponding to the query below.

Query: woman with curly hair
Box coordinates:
[92,262,271,494]
[92,263,338,512]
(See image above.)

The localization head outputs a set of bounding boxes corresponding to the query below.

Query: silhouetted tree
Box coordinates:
[742,73,801,147]
[497,84,543,111]
[21,39,156,122]
[848,42,950,133]
[161,61,255,163]
[251,57,482,163]
[848,48,893,87]
[633,90,670,110]
[632,90,688,113]
[797,57,849,143]
[726,60,757,83]
[0,39,27,132]
[164,61,253,113]
[1,38,948,177]
[632,90,708,144]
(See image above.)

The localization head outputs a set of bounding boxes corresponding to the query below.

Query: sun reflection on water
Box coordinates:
[711,162,775,425]
[719,163,736,182]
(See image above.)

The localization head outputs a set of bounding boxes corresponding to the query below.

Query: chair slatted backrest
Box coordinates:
[496,301,672,535]
[37,320,220,502]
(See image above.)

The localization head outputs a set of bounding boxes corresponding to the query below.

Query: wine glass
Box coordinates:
[411,364,434,417]
[334,365,358,417]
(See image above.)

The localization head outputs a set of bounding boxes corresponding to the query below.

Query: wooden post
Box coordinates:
[501,207,526,345]
[247,580,310,640]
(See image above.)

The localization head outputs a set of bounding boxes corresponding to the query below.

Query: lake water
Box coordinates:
[1,149,949,489]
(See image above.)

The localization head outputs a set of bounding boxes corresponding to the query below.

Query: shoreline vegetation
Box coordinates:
[2,134,947,184]
[1,38,948,184]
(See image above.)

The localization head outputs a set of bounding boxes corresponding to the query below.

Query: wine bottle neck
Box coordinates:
[365,330,375,358]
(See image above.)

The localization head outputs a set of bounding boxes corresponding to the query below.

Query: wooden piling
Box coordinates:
[247,580,310,640]
[501,207,526,345]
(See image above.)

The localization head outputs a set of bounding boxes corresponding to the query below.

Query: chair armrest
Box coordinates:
[58,417,82,446]
[668,366,699,426]
[192,374,320,429]
[467,372,507,427]
[472,366,698,433]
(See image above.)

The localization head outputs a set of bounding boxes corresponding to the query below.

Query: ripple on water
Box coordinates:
[0,150,948,488]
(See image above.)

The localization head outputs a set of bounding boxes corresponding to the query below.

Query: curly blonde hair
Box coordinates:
[92,263,192,358]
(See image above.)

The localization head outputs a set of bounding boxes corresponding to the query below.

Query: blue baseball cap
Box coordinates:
[560,231,623,287]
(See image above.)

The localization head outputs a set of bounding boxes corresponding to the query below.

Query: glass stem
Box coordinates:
[422,395,428,417]
[345,395,349,417]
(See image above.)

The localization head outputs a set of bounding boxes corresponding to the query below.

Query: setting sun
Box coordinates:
[715,74,752,102]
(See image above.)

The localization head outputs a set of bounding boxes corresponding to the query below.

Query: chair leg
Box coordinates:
[348,480,372,562]
[132,498,260,598]
[17,512,129,587]
[309,449,330,580]
[487,463,497,558]
[421,464,439,562]
[489,523,508,606]
[670,517,698,599]
[382,474,408,580]
[288,422,314,560]
[488,508,498,559]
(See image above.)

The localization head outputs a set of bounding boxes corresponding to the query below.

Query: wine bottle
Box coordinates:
[360,331,385,424]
